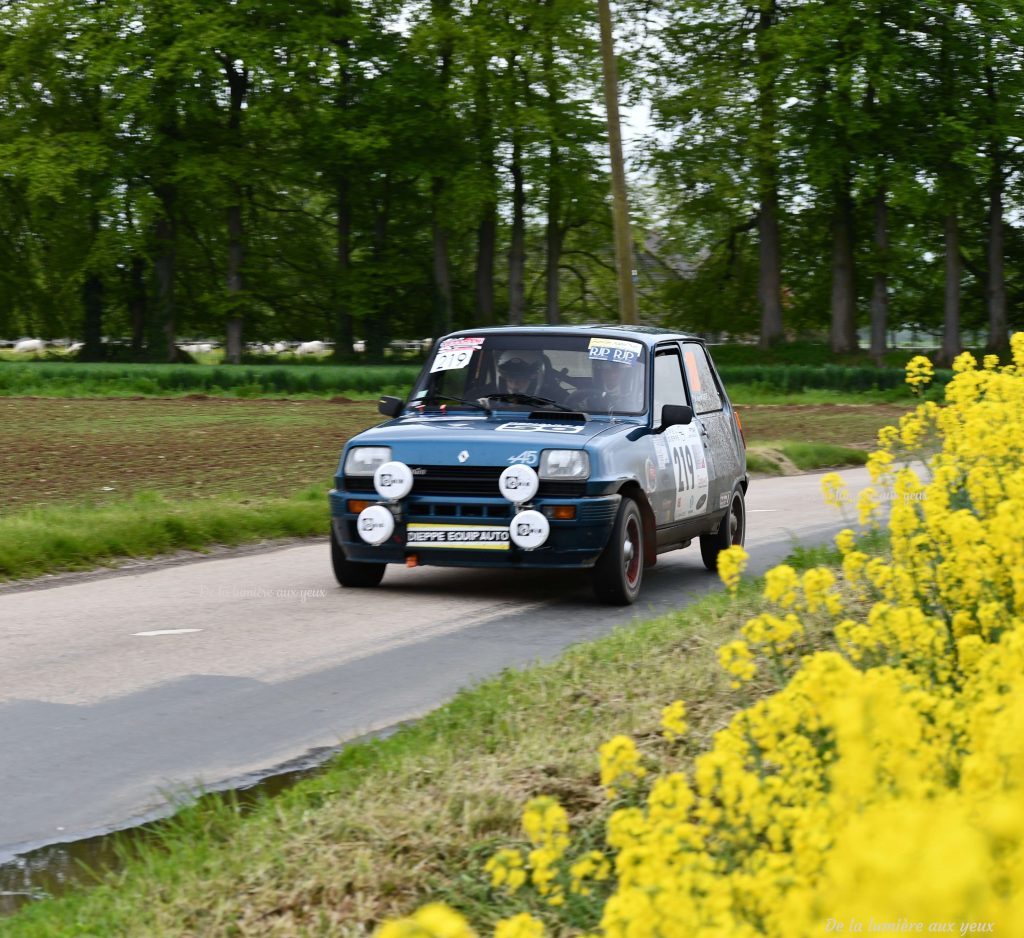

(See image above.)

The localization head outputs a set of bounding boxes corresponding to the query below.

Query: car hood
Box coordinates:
[347,413,630,466]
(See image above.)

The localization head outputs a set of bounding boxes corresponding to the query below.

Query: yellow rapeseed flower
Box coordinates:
[905,354,934,392]
[599,735,647,798]
[717,544,748,593]
[376,904,477,938]
[493,914,544,938]
[659,699,688,741]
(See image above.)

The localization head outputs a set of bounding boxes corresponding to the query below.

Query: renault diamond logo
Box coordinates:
[457,450,470,463]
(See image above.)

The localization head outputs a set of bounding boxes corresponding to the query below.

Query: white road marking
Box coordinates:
[133,629,203,637]
[749,509,778,512]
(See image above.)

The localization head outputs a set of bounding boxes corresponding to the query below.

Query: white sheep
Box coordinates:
[14,338,45,353]
[295,340,326,356]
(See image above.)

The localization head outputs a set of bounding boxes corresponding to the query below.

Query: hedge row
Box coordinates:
[0,361,951,398]
[716,363,952,393]
[0,362,422,397]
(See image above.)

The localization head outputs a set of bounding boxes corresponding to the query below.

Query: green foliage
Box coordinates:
[0,487,329,581]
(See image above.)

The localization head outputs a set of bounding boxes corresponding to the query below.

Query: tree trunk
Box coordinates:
[335,175,353,357]
[430,0,455,338]
[542,16,562,325]
[985,68,1007,353]
[508,140,526,326]
[476,208,496,327]
[223,58,248,365]
[81,274,104,361]
[129,255,147,361]
[432,178,454,338]
[941,212,962,365]
[545,140,563,325]
[755,0,783,349]
[757,188,783,348]
[986,165,1007,353]
[81,211,104,360]
[367,179,391,360]
[829,179,857,354]
[869,186,889,365]
[225,201,244,364]
[471,42,496,328]
[153,184,177,362]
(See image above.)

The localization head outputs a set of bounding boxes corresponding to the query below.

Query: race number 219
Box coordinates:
[672,443,698,493]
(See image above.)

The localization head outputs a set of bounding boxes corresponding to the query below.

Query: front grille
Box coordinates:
[346,465,586,498]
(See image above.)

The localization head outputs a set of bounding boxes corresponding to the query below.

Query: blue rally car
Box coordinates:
[328,325,748,604]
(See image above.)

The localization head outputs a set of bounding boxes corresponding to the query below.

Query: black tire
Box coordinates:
[700,486,746,572]
[592,497,644,605]
[331,524,386,588]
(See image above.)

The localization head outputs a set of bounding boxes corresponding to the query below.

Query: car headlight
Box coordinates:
[344,446,392,476]
[539,449,590,480]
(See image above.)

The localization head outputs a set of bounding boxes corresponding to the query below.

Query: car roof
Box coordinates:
[440,324,703,348]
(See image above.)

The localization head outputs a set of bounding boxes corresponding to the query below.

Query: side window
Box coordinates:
[682,343,723,414]
[653,348,687,423]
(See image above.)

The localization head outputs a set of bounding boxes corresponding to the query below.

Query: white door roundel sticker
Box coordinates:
[357,505,395,545]
[498,464,539,503]
[373,461,414,500]
[663,424,709,521]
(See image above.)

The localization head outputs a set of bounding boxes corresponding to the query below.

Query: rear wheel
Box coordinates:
[700,486,746,572]
[593,497,644,605]
[331,524,386,588]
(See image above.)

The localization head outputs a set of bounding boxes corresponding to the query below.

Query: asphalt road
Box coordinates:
[0,467,874,861]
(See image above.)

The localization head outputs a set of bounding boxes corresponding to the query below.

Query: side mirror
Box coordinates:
[378,395,403,418]
[658,404,693,431]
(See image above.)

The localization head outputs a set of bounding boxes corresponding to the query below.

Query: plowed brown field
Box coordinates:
[0,397,909,511]
[0,397,379,510]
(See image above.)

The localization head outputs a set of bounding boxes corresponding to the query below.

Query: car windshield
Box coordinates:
[408,333,647,416]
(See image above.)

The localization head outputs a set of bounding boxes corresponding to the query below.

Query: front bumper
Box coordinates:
[328,487,621,569]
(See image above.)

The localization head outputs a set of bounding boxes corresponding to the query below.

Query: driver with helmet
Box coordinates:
[568,357,640,412]
[497,354,541,396]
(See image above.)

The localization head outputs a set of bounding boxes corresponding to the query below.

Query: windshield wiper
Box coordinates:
[483,393,574,412]
[415,394,490,412]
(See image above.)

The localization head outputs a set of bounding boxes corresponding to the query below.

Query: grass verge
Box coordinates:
[0,487,329,582]
[746,442,869,475]
[4,541,857,937]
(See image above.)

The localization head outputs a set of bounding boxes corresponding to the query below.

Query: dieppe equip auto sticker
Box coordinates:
[587,337,642,365]
[406,524,510,550]
[496,422,584,434]
[664,423,709,521]
[430,336,484,373]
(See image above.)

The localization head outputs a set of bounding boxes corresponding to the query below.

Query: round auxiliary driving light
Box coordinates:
[373,461,413,500]
[498,464,539,504]
[357,505,395,545]
[509,509,550,551]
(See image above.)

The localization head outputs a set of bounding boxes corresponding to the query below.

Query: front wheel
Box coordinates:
[331,524,386,588]
[700,486,746,572]
[592,497,644,605]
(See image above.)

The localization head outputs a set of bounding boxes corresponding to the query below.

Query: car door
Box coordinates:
[681,342,738,512]
[650,344,714,532]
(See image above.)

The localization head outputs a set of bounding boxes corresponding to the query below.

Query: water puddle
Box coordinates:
[0,725,405,917]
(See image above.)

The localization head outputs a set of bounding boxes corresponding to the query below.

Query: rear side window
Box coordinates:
[682,343,723,414]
